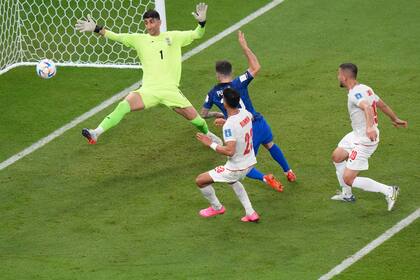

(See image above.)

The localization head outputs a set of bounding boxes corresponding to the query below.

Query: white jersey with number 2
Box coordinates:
[222,109,257,170]
[348,84,380,143]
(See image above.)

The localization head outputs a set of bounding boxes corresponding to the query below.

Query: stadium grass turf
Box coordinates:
[336,219,420,280]
[0,0,419,279]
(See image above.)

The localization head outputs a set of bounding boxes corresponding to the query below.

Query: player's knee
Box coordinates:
[195,175,205,188]
[125,92,144,111]
[332,150,345,163]
[263,142,274,149]
[331,153,340,163]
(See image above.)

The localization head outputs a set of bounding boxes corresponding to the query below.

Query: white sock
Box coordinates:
[352,177,392,196]
[199,185,223,210]
[334,161,352,196]
[93,126,104,137]
[230,181,255,216]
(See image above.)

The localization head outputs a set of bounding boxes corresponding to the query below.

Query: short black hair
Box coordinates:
[143,10,160,20]
[223,88,240,108]
[339,63,358,78]
[215,60,232,76]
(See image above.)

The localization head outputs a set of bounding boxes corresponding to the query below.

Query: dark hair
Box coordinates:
[339,63,358,78]
[143,10,160,20]
[223,88,240,108]
[215,60,232,76]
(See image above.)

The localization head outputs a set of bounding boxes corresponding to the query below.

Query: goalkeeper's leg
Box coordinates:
[174,106,222,145]
[82,92,144,144]
[161,89,222,144]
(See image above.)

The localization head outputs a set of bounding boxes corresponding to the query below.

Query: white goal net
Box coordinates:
[0,0,167,75]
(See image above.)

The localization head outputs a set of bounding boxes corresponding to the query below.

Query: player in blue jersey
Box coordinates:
[200,31,296,191]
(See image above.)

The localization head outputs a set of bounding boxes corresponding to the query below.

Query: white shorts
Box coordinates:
[208,166,251,183]
[338,132,378,171]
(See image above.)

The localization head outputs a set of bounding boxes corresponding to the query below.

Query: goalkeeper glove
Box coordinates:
[75,14,103,33]
[192,3,208,24]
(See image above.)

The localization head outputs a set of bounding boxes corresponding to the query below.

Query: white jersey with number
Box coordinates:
[222,109,257,170]
[348,84,380,143]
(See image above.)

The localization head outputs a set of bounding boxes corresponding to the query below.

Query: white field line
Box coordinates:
[0,0,286,171]
[319,208,420,280]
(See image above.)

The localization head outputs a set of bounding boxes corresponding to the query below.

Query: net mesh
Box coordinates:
[0,1,22,74]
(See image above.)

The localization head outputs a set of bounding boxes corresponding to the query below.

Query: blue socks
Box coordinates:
[269,144,290,172]
[246,167,264,181]
[246,144,291,182]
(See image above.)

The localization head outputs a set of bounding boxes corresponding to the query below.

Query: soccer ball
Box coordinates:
[36,59,56,79]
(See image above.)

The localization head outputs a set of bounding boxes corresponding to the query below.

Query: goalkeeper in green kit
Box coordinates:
[75,3,221,145]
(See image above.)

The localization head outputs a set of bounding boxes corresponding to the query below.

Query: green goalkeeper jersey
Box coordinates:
[104,25,205,89]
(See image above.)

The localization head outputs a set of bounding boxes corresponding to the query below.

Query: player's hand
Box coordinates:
[196,133,212,146]
[238,30,248,48]
[192,2,208,22]
[214,118,226,127]
[75,14,96,32]
[392,118,408,128]
[366,127,378,142]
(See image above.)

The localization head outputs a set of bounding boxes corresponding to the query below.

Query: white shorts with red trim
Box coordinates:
[338,132,378,171]
[208,166,252,183]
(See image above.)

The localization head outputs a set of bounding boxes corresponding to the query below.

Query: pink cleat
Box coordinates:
[199,206,226,218]
[241,212,260,223]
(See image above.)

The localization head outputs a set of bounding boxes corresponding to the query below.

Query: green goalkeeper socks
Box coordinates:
[98,100,131,132]
[190,115,209,134]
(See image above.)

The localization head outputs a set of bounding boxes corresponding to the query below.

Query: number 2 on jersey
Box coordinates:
[243,128,253,155]
[372,100,378,124]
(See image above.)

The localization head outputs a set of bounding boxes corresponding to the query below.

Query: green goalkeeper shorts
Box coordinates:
[133,87,193,109]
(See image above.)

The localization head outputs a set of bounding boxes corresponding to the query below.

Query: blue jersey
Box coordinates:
[203,70,261,119]
[203,70,274,151]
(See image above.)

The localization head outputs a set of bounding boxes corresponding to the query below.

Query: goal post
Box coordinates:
[0,0,167,75]
[155,0,167,32]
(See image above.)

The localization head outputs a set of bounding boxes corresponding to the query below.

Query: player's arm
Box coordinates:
[200,108,224,119]
[238,30,261,77]
[174,3,208,47]
[190,24,206,40]
[196,133,235,156]
[358,100,377,141]
[75,15,105,35]
[376,99,408,128]
[75,15,133,46]
[201,92,224,119]
[191,2,208,35]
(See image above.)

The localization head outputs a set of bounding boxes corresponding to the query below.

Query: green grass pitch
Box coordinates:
[0,0,419,279]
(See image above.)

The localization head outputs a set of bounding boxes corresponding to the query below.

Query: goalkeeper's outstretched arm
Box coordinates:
[75,15,104,34]
[176,3,208,46]
[75,15,128,45]
[192,3,208,28]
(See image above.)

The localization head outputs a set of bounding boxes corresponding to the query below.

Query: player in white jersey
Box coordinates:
[331,63,408,210]
[195,88,259,222]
